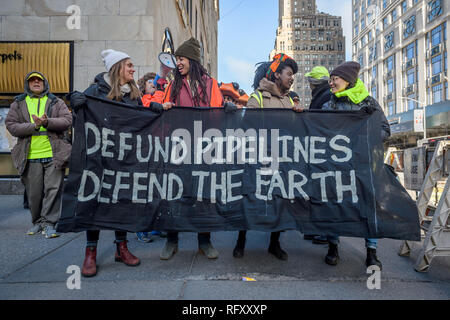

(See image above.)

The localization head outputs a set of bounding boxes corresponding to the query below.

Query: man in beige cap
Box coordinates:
[6,71,72,238]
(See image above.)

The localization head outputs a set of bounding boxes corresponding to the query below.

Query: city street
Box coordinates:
[1,195,450,300]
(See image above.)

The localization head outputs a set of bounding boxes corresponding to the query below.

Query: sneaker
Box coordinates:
[160,241,178,260]
[199,242,219,259]
[27,224,42,235]
[136,232,153,243]
[43,226,60,239]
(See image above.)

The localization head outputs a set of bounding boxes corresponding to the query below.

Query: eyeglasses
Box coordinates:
[328,76,341,83]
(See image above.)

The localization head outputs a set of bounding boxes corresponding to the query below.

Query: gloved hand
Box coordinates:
[150,101,164,113]
[68,91,87,112]
[224,102,237,113]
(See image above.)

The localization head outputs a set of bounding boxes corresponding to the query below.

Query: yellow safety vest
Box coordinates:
[26,95,53,159]
[249,90,294,108]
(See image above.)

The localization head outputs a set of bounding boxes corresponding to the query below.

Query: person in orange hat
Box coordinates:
[237,89,249,108]
[233,53,298,261]
[138,72,166,107]
[219,82,240,105]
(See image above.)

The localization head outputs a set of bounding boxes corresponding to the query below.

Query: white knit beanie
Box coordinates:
[101,49,130,72]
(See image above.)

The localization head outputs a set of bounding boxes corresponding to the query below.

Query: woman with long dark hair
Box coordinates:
[160,37,223,260]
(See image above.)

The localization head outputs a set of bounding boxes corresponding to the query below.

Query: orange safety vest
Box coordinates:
[163,78,223,107]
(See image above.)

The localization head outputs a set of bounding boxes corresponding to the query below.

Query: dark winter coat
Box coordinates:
[309,82,332,110]
[84,72,142,106]
[6,71,72,175]
[323,80,390,141]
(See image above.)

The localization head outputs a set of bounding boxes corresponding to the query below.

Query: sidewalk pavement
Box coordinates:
[1,195,450,300]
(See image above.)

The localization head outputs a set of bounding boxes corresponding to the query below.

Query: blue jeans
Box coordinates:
[327,236,378,249]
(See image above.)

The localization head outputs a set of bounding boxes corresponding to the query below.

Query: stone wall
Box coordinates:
[0,0,219,91]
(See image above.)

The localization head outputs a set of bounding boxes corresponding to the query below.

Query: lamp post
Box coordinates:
[400,96,427,140]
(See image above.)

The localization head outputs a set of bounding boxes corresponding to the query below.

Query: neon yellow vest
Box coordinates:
[249,90,294,108]
[26,96,53,159]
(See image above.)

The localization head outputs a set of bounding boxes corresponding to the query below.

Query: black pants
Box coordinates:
[86,230,127,244]
[236,230,281,246]
[167,232,211,245]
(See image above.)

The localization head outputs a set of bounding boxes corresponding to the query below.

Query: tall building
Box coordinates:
[352,0,449,147]
[273,0,345,106]
[0,0,220,176]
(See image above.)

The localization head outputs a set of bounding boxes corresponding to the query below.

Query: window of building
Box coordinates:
[405,41,416,61]
[392,8,397,21]
[388,101,395,115]
[431,24,442,47]
[383,17,389,29]
[428,0,442,22]
[368,30,373,41]
[432,84,443,103]
[383,0,388,9]
[354,24,359,36]
[403,15,416,39]
[387,78,394,93]
[401,0,407,13]
[367,12,372,24]
[432,54,442,75]
[407,68,415,85]
[361,18,365,30]
[384,31,394,52]
[361,35,367,47]
[372,65,377,79]
[372,86,377,99]
[386,55,394,71]
[359,54,364,67]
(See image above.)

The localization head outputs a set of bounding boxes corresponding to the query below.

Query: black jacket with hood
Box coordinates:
[309,82,332,110]
[84,72,142,106]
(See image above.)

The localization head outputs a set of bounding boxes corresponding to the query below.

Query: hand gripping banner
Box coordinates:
[57,95,420,241]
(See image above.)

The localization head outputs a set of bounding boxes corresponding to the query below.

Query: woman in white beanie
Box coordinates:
[83,49,142,104]
[74,49,142,277]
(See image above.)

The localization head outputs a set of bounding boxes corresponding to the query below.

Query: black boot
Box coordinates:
[366,248,382,270]
[268,232,288,260]
[233,231,246,258]
[325,243,339,266]
[268,241,288,260]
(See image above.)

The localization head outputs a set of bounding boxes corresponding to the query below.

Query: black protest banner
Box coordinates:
[57,95,420,241]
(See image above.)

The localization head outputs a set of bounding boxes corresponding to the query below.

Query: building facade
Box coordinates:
[0,0,219,175]
[273,0,345,106]
[352,0,449,146]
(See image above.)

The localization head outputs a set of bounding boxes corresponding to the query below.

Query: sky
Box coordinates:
[218,0,353,94]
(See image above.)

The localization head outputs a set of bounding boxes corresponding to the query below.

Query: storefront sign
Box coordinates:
[0,42,73,94]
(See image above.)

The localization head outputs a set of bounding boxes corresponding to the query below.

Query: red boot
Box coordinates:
[115,241,140,266]
[81,246,97,277]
